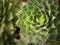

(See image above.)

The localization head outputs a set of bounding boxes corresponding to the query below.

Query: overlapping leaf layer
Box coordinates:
[0,0,20,45]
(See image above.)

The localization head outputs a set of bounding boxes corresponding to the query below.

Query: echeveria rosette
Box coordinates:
[18,0,58,44]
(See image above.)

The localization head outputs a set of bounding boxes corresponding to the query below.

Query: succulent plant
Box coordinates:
[18,0,58,45]
[0,0,20,45]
